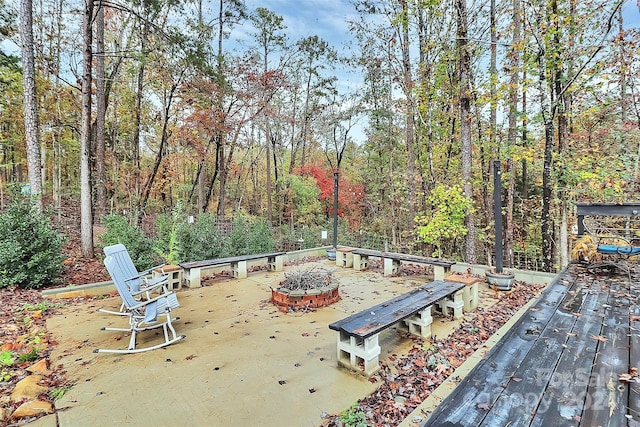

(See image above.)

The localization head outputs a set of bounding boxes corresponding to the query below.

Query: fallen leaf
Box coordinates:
[477,402,490,410]
[592,335,608,342]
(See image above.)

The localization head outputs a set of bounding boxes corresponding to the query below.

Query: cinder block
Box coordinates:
[336,331,381,376]
[268,255,284,271]
[154,265,183,290]
[353,254,368,271]
[436,290,464,320]
[398,305,434,338]
[461,282,479,312]
[231,260,248,279]
[336,248,354,268]
[445,274,481,312]
[384,258,400,276]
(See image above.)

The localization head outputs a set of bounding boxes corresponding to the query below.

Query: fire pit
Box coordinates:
[271,268,340,312]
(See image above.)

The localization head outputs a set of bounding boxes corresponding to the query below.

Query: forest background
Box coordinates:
[1,0,639,276]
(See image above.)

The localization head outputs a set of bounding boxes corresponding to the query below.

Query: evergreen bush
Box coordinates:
[100,214,157,270]
[0,198,66,289]
[178,213,224,262]
[226,215,275,256]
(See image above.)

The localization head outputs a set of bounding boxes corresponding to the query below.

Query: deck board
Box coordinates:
[423,271,573,426]
[529,275,608,426]
[579,276,630,426]
[423,264,640,426]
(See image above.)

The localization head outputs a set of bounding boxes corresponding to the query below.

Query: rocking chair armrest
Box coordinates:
[129,277,169,298]
[123,264,167,284]
[141,274,169,289]
[129,291,175,310]
[138,263,167,277]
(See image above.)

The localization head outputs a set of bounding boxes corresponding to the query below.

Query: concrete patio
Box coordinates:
[30,256,552,427]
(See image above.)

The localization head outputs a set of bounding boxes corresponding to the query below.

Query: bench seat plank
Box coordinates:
[329,280,463,339]
[351,249,455,267]
[350,249,456,280]
[179,252,286,287]
[179,252,285,270]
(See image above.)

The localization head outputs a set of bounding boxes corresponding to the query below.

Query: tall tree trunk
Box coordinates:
[133,22,147,220]
[457,0,476,263]
[217,133,227,218]
[140,82,179,213]
[214,0,226,217]
[95,3,107,219]
[505,0,521,268]
[400,0,416,226]
[80,0,94,257]
[265,122,273,222]
[20,0,42,211]
[486,0,496,233]
[554,0,569,269]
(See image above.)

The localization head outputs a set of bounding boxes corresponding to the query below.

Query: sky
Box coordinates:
[239,0,357,49]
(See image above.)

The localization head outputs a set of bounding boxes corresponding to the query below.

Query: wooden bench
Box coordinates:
[350,249,456,281]
[329,280,465,376]
[422,263,639,426]
[179,252,285,288]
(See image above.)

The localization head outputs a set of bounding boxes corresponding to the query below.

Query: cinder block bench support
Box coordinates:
[433,265,453,281]
[336,248,354,268]
[353,253,368,271]
[268,254,284,271]
[446,274,481,313]
[435,289,464,319]
[336,331,381,376]
[384,257,401,276]
[397,305,434,338]
[182,266,203,288]
[231,260,248,279]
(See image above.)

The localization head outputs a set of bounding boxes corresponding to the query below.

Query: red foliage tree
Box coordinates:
[295,165,364,229]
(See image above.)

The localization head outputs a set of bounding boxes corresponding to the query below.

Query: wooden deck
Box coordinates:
[423,263,640,426]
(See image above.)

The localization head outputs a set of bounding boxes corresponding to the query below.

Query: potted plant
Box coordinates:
[485,268,515,291]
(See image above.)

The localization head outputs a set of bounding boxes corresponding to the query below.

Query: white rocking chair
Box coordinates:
[94,253,185,354]
[99,244,169,315]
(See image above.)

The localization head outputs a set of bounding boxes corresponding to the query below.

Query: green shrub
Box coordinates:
[178,213,224,261]
[100,214,157,270]
[226,215,275,256]
[340,404,369,427]
[0,198,66,289]
[246,219,275,254]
